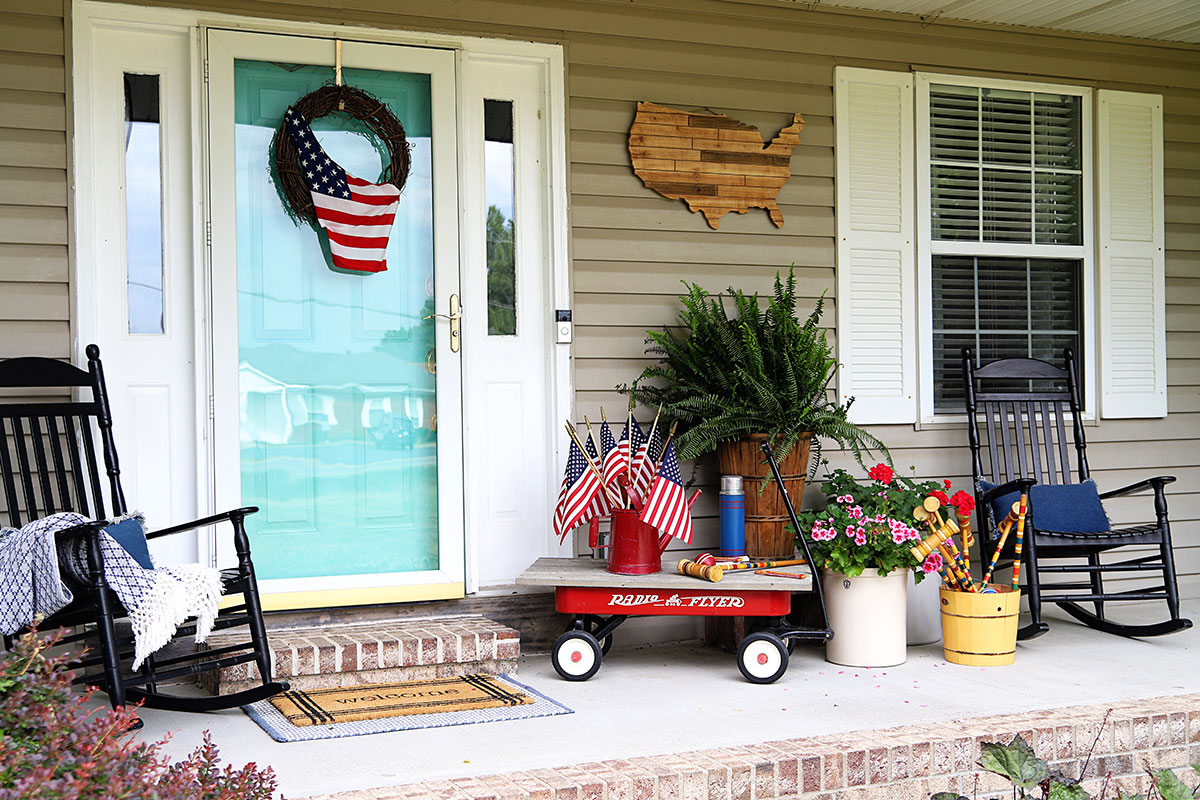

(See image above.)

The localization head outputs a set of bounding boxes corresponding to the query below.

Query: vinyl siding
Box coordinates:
[7,0,1200,596]
[0,0,70,360]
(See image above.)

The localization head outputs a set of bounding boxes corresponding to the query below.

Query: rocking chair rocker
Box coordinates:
[962,347,1191,640]
[0,345,287,715]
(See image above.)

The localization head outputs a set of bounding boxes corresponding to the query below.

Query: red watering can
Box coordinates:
[590,509,674,575]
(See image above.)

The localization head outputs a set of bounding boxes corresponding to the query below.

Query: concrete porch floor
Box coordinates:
[132,600,1198,799]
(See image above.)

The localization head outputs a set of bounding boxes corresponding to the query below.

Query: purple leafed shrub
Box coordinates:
[0,629,280,800]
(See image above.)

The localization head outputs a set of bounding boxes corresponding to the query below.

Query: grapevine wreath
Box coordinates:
[270,83,411,226]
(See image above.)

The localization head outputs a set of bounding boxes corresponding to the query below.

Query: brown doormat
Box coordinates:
[268,674,535,727]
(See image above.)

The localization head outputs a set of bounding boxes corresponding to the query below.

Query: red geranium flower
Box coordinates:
[949,490,975,515]
[867,463,894,485]
[943,479,953,489]
[930,489,950,506]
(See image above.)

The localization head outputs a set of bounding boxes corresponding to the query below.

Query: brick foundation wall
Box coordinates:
[307,694,1200,800]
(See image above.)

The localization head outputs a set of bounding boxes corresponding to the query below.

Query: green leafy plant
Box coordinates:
[932,731,1199,800]
[0,628,280,799]
[794,462,947,579]
[625,267,887,466]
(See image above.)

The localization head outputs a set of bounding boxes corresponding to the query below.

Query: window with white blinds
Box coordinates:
[921,76,1090,417]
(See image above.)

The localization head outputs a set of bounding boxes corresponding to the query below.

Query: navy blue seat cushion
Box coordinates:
[104,516,154,569]
[979,480,1111,534]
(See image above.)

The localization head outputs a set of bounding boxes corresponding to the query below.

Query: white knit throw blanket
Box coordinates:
[0,512,224,669]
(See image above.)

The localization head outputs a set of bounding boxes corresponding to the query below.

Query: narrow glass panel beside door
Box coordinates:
[485,99,516,336]
[234,60,437,580]
[125,73,165,335]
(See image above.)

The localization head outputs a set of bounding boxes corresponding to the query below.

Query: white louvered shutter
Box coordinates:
[1097,90,1166,419]
[835,68,916,424]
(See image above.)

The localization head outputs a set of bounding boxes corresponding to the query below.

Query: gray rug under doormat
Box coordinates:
[242,675,572,742]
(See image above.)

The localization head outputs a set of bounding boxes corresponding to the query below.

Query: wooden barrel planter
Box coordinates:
[716,433,812,559]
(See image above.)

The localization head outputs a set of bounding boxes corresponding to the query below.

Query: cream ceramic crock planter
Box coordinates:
[822,568,909,667]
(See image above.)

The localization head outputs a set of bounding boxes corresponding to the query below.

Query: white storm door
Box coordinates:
[77,22,200,565]
[461,56,569,590]
[205,29,464,608]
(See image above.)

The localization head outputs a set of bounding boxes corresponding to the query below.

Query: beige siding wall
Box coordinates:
[0,0,70,360]
[6,0,1198,594]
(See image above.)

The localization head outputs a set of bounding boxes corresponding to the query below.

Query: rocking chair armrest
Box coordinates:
[978,477,1037,506]
[1098,476,1176,500]
[51,519,110,545]
[143,506,260,540]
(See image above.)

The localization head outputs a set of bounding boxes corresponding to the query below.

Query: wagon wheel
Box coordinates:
[737,631,789,684]
[552,630,603,681]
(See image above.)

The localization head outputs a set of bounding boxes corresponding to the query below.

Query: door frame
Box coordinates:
[71,1,573,599]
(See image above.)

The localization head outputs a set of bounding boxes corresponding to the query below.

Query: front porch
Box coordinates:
[132,599,1199,800]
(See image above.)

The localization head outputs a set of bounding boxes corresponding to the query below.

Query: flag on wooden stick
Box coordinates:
[553,435,603,542]
[638,441,693,544]
[628,424,664,507]
[582,431,614,522]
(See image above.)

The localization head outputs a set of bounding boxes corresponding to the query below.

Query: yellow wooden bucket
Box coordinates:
[940,585,1021,666]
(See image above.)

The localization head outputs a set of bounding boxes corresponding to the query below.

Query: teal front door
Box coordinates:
[206,30,464,608]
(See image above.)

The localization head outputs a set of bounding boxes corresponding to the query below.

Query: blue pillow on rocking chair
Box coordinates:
[103,516,155,569]
[979,480,1112,534]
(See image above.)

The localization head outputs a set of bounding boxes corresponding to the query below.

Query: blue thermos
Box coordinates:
[719,475,746,558]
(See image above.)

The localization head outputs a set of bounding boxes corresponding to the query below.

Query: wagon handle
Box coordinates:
[760,440,832,636]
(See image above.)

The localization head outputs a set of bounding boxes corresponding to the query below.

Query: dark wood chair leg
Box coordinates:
[1087,552,1105,618]
[1017,534,1050,640]
[231,513,275,688]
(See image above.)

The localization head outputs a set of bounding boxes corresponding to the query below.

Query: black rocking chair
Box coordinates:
[0,345,287,715]
[962,347,1192,640]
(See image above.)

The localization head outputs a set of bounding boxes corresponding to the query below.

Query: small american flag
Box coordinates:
[627,425,664,506]
[553,435,603,542]
[638,441,693,544]
[582,431,614,521]
[602,417,638,487]
[284,108,401,274]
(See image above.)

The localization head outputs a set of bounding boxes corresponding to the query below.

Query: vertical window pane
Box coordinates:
[981,89,1031,167]
[124,73,164,335]
[485,99,516,336]
[1034,93,1081,170]
[931,164,980,240]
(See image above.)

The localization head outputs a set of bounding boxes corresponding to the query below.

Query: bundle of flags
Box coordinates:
[553,407,698,545]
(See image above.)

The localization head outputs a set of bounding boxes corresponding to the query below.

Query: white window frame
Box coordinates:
[915,72,1096,424]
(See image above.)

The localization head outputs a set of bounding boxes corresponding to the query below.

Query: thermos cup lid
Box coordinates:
[720,474,743,494]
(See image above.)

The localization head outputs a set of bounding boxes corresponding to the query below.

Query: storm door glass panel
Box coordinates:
[234,60,436,581]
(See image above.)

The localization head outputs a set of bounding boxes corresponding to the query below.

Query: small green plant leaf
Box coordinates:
[1153,769,1192,800]
[1192,763,1200,777]
[930,793,968,800]
[1048,781,1091,800]
[980,736,1050,789]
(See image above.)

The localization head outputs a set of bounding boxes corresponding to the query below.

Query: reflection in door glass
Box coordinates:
[485,99,516,336]
[234,60,438,581]
[124,73,165,335]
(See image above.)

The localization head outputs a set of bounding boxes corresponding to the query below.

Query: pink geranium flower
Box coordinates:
[921,552,944,574]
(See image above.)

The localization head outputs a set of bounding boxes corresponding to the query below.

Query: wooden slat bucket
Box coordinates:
[940,585,1021,666]
[716,433,811,559]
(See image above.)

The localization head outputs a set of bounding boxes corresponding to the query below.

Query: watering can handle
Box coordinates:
[589,517,609,550]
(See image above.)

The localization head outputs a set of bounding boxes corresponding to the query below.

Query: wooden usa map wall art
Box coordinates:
[628,101,805,230]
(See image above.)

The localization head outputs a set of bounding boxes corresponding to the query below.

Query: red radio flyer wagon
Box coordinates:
[517,442,832,683]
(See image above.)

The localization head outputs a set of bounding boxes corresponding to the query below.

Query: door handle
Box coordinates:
[423,294,461,353]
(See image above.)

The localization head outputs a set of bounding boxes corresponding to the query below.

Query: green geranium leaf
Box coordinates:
[1048,782,1090,800]
[980,736,1050,789]
[1154,769,1191,800]
[931,793,967,800]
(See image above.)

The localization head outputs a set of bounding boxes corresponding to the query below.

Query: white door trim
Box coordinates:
[72,0,572,593]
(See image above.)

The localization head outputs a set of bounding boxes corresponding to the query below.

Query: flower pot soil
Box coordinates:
[717,433,811,559]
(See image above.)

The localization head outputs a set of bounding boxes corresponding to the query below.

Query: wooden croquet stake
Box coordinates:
[677,559,723,582]
[955,510,973,577]
[981,501,1022,585]
[1011,494,1029,591]
[939,543,973,591]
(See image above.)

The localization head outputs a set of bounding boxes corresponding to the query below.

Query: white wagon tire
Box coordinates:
[737,632,789,684]
[552,631,603,681]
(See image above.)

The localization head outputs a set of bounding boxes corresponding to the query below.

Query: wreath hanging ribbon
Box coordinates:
[270,84,412,273]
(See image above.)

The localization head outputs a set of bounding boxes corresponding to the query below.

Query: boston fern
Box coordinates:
[629,267,888,466]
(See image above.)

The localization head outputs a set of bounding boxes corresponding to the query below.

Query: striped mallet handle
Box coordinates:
[910,522,956,561]
[939,535,977,592]
[981,501,1022,585]
[937,552,962,590]
[955,510,974,576]
[722,558,807,571]
[1011,495,1029,591]
[939,543,974,591]
[677,559,723,582]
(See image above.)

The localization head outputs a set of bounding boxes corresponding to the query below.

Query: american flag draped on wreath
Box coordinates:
[283,107,402,273]
[553,407,699,546]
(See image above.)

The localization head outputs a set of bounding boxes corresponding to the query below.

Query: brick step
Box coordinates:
[201,615,520,695]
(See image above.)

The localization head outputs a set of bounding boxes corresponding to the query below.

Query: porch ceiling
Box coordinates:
[779,0,1200,45]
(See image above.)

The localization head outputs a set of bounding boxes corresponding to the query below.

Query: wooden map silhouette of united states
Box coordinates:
[628,101,806,230]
